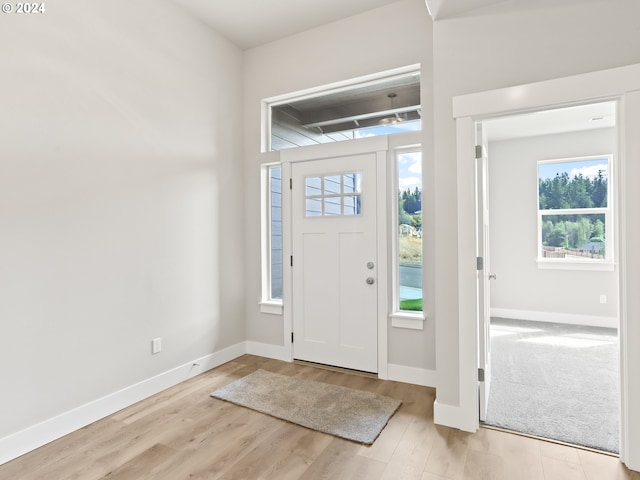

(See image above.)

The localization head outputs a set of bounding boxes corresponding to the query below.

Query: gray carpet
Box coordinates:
[210,369,401,445]
[485,318,619,453]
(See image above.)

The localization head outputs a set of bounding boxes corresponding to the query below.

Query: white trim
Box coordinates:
[452,63,640,119]
[245,341,290,362]
[491,308,617,329]
[0,343,245,466]
[376,150,390,379]
[536,260,615,271]
[620,89,640,473]
[259,300,283,315]
[453,62,640,472]
[281,135,388,163]
[388,364,436,387]
[456,115,482,434]
[433,400,477,433]
[390,313,425,330]
[281,159,294,362]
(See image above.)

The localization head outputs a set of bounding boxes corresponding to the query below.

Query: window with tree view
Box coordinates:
[538,156,611,263]
[397,149,422,311]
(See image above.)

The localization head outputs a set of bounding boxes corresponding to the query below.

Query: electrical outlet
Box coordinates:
[600,294,607,304]
[152,337,162,354]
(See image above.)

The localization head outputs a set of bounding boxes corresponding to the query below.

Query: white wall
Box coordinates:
[243,0,436,371]
[0,0,244,443]
[489,128,618,324]
[432,0,640,410]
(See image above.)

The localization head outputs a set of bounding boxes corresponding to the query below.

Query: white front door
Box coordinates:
[292,153,378,373]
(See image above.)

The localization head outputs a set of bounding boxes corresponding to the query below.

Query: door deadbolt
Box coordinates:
[366,262,375,270]
[366,277,375,285]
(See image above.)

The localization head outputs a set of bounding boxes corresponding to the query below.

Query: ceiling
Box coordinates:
[168,0,611,139]
[171,0,403,50]
[170,0,512,50]
[424,0,507,19]
[483,102,617,142]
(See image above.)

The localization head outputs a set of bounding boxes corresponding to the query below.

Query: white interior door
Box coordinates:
[292,153,378,373]
[476,123,492,421]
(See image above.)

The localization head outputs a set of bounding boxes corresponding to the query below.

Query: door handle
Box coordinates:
[366,277,375,285]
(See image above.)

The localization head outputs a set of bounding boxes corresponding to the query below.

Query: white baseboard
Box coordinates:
[1,341,441,466]
[0,342,245,466]
[245,340,291,362]
[433,400,477,433]
[491,308,618,329]
[387,364,437,388]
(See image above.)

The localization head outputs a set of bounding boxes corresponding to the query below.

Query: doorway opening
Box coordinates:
[479,101,620,453]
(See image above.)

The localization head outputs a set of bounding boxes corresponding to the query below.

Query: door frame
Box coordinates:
[280,135,390,379]
[453,63,640,470]
[475,123,491,422]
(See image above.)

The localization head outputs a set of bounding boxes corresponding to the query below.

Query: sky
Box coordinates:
[538,158,609,180]
[355,119,421,140]
[398,151,422,191]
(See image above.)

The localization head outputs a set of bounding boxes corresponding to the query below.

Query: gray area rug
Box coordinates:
[210,369,401,445]
[485,318,619,453]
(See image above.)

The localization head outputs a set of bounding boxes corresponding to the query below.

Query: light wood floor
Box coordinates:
[1,355,638,480]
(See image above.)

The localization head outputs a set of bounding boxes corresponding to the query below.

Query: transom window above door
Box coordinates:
[262,65,421,152]
[305,173,362,217]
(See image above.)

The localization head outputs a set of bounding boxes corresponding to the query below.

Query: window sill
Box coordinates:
[537,259,615,272]
[259,300,283,315]
[390,312,425,330]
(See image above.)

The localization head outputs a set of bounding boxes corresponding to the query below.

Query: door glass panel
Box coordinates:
[324,197,341,215]
[324,175,341,195]
[305,172,362,218]
[343,173,361,193]
[343,196,360,215]
[306,198,322,216]
[306,177,322,196]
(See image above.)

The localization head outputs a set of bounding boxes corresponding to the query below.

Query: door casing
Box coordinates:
[449,62,640,471]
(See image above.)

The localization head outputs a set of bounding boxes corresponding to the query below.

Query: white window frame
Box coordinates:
[389,142,425,330]
[260,163,284,314]
[536,154,614,271]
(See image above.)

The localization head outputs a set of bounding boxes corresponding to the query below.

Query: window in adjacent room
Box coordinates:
[537,155,612,266]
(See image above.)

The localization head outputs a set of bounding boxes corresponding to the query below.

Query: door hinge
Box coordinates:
[289,178,293,190]
[476,256,484,271]
[291,332,294,343]
[475,145,483,159]
[478,368,485,382]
